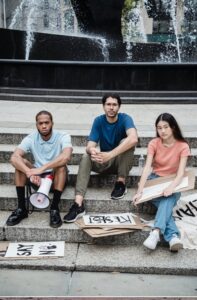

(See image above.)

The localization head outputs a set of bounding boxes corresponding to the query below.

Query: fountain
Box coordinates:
[0,0,196,90]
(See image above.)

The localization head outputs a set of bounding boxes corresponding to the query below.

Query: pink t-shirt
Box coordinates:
[148,138,190,176]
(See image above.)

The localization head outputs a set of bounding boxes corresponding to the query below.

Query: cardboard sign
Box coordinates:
[4,241,65,259]
[136,169,195,204]
[0,242,9,258]
[75,214,144,238]
[83,213,136,226]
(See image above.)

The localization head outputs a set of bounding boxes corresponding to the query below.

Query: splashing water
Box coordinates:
[122,0,147,61]
[8,0,110,61]
[25,0,38,60]
[9,0,26,29]
[162,0,181,62]
[95,38,110,62]
[8,0,196,62]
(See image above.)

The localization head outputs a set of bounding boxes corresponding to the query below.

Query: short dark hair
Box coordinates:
[155,113,187,143]
[35,110,53,122]
[102,93,121,106]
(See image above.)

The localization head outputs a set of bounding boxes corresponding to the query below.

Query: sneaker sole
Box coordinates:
[111,188,127,200]
[170,242,183,252]
[63,211,86,223]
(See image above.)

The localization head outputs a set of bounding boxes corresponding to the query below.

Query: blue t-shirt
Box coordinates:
[18,130,72,171]
[88,113,136,151]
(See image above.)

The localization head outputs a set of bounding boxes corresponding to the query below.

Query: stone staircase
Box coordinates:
[0,120,197,275]
[0,87,197,104]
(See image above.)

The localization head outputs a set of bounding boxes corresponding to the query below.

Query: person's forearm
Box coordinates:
[168,172,185,190]
[10,154,30,174]
[41,151,72,172]
[168,157,188,191]
[109,136,137,159]
[136,166,151,194]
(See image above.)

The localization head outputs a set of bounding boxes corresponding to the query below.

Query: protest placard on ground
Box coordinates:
[2,241,65,259]
[83,212,136,226]
[75,213,145,238]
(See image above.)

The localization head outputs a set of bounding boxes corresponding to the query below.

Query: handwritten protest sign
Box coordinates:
[83,213,136,226]
[4,241,65,259]
[136,170,195,204]
[76,213,144,238]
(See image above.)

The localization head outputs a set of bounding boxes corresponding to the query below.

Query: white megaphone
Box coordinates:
[29,174,53,209]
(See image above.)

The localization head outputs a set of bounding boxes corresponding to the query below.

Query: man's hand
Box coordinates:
[90,148,112,164]
[29,175,42,186]
[94,152,112,164]
[26,167,45,178]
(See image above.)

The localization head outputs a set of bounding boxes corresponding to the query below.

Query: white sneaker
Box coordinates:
[143,230,160,250]
[169,235,183,252]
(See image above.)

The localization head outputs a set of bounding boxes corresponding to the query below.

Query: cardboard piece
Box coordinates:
[136,169,195,204]
[83,227,134,238]
[75,214,144,238]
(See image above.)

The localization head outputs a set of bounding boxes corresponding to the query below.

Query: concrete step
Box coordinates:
[0,163,140,187]
[0,163,148,188]
[0,184,158,215]
[0,86,197,104]
[0,241,196,275]
[0,129,89,147]
[0,144,86,166]
[0,210,151,245]
[1,129,197,148]
[1,144,197,167]
[1,93,197,104]
[1,163,197,188]
[1,87,197,97]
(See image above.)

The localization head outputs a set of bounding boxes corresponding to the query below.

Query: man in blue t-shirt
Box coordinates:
[64,93,138,223]
[6,110,73,228]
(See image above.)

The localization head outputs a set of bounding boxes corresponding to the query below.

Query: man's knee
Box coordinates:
[78,153,92,170]
[118,148,134,166]
[81,153,91,162]
[54,166,67,177]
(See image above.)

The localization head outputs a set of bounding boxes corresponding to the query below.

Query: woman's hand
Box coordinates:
[163,186,174,197]
[132,192,142,206]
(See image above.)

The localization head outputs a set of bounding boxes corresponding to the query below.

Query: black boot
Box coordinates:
[50,210,62,228]
[6,208,28,226]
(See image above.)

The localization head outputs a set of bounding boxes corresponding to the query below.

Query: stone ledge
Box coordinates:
[0,241,196,276]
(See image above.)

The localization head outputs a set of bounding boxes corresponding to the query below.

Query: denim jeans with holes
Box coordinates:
[148,173,181,242]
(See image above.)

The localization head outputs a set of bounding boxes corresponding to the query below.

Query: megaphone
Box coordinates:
[29,174,53,209]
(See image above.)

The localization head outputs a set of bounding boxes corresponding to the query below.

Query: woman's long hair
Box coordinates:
[155,113,188,143]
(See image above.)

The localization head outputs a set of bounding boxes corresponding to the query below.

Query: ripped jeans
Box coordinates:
[148,173,181,242]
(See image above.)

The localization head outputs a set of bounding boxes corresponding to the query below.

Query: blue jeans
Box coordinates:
[148,173,180,242]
